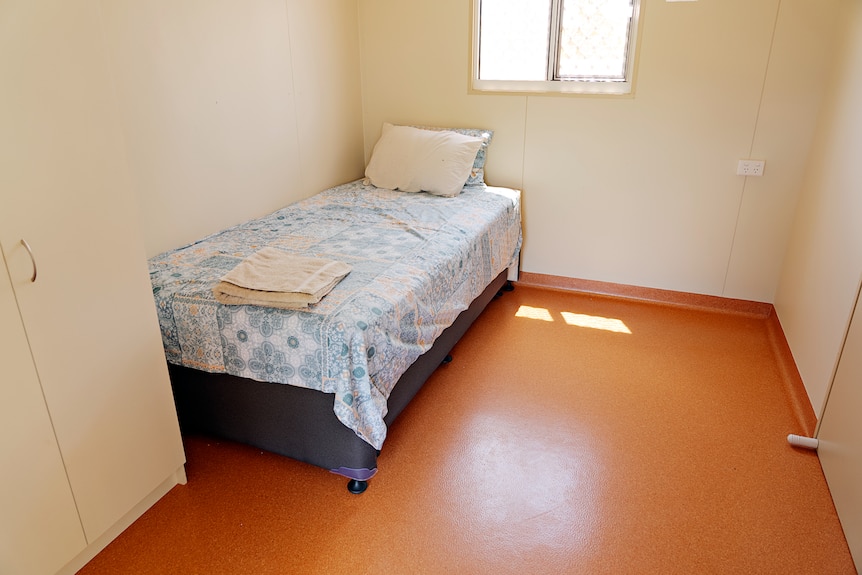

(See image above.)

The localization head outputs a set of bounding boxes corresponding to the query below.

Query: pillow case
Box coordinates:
[365,123,485,197]
[412,125,493,187]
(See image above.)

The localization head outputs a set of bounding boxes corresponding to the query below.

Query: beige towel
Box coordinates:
[213,247,351,309]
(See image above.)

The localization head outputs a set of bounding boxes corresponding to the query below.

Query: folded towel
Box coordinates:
[213,282,327,309]
[213,247,351,309]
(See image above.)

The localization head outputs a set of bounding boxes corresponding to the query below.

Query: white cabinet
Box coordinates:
[0,251,87,575]
[0,0,186,572]
[818,284,862,566]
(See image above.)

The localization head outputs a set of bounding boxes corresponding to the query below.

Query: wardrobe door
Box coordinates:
[818,287,862,567]
[0,251,86,575]
[0,0,185,544]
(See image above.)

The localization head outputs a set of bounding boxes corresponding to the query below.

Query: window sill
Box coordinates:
[470,78,635,97]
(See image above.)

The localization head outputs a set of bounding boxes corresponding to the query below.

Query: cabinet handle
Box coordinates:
[20,239,37,283]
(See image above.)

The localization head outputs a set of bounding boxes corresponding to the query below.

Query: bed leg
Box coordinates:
[496,281,515,298]
[347,479,368,494]
[441,354,453,365]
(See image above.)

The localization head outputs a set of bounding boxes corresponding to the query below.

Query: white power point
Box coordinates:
[737,159,765,177]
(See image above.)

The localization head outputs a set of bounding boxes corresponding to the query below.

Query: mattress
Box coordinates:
[149,179,521,449]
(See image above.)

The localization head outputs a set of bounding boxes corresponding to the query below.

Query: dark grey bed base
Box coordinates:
[169,270,510,493]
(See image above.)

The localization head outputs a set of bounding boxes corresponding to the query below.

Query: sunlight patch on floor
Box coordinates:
[515,305,632,333]
[561,312,632,334]
[515,305,554,322]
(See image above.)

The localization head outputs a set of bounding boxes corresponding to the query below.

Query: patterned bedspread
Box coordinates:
[149,179,521,449]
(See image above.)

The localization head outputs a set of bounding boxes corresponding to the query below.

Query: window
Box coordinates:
[472,0,641,95]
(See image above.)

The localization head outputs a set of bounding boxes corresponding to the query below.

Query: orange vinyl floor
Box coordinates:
[79,285,856,574]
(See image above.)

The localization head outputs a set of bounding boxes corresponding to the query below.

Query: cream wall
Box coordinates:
[774,0,862,417]
[102,0,365,258]
[358,0,840,302]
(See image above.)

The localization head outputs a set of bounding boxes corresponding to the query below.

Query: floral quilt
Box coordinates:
[149,179,521,449]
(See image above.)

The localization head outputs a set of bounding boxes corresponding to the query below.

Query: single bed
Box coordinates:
[149,126,521,492]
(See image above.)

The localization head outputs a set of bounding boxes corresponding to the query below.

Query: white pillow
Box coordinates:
[365,123,484,197]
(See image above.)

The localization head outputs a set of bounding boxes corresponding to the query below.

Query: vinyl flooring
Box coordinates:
[78,284,857,574]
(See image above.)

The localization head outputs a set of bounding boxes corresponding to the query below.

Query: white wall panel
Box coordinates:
[775,0,862,417]
[286,0,365,196]
[725,0,842,302]
[358,0,842,301]
[103,0,365,257]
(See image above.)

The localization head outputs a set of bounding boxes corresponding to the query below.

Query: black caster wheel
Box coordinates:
[347,479,368,494]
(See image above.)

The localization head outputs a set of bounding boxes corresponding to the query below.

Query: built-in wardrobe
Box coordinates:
[0,1,186,573]
[818,279,862,567]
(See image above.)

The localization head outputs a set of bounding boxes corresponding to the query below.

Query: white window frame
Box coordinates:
[471,0,642,96]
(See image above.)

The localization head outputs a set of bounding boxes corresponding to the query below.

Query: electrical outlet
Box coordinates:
[737,159,765,177]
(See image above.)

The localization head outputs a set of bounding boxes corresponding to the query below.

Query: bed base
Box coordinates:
[169,271,510,493]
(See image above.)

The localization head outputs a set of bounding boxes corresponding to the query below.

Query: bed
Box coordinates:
[148,125,522,492]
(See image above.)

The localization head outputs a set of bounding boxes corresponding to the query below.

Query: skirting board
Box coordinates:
[516,272,817,434]
[517,272,773,317]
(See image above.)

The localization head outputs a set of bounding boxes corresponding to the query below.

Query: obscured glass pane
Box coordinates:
[479,0,552,81]
[558,0,633,80]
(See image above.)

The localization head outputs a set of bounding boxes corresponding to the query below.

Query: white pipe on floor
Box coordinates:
[787,434,819,450]
[784,279,862,455]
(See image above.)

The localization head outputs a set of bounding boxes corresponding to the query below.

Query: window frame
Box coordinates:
[470,0,642,96]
